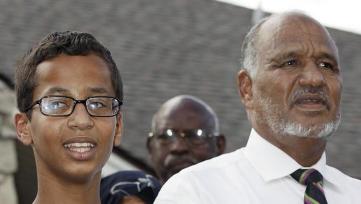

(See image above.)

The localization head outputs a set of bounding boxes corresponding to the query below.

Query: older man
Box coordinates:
[155,12,361,204]
[147,95,225,184]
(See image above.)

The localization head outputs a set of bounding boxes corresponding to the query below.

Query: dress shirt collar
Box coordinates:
[243,129,339,187]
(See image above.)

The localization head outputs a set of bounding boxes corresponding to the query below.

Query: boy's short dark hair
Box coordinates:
[15,31,123,115]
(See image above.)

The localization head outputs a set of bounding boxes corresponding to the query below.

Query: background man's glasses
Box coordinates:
[26,96,122,117]
[148,128,217,146]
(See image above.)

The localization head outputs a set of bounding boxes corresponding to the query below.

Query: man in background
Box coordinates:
[147,95,225,184]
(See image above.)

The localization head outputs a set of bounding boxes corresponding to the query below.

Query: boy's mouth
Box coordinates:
[63,138,97,161]
[64,142,95,153]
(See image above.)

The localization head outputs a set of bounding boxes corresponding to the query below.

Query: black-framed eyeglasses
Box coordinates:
[26,95,122,117]
[148,128,217,146]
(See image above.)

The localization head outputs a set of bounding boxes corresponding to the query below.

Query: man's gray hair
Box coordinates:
[240,17,269,78]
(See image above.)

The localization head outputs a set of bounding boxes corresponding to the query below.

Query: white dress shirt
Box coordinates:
[155,129,361,204]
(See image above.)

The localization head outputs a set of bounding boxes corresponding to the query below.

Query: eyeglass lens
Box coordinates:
[156,129,210,145]
[40,96,120,116]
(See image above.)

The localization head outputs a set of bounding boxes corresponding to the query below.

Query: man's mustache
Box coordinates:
[164,155,197,169]
[290,87,330,110]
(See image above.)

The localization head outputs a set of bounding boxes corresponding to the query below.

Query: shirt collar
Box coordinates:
[243,129,338,186]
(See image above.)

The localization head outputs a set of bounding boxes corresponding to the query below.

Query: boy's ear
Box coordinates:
[14,113,33,145]
[113,113,123,146]
[237,69,253,108]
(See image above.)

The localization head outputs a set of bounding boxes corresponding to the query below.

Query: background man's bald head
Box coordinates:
[151,95,219,135]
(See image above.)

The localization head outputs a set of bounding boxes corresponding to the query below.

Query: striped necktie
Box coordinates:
[291,168,328,204]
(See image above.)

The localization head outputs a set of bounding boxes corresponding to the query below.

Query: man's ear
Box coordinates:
[113,113,123,146]
[146,137,157,164]
[147,136,157,154]
[14,113,33,145]
[146,137,152,152]
[215,135,226,155]
[237,69,253,108]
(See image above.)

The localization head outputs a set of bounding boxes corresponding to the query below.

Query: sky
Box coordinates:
[216,0,360,35]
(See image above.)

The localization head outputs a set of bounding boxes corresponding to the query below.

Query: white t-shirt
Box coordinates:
[155,129,361,204]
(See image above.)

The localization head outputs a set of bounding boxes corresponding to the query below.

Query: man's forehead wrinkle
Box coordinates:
[256,15,286,52]
[262,13,320,36]
[259,15,338,63]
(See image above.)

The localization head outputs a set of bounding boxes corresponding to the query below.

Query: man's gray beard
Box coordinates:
[254,95,341,139]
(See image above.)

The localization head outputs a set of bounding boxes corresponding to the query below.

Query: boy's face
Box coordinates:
[15,54,122,183]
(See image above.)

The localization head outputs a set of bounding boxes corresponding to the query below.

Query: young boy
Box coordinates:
[14,31,123,204]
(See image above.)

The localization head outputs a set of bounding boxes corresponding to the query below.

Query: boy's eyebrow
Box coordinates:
[87,87,111,95]
[44,87,70,95]
[42,87,112,96]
